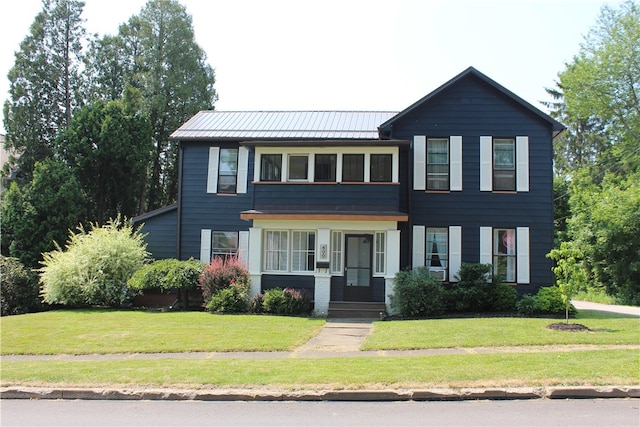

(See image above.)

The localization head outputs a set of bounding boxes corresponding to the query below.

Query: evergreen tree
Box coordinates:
[2,0,87,182]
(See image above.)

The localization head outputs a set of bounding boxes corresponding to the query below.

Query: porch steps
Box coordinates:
[328,302,387,319]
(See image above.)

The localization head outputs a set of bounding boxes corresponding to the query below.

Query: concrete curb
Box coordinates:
[2,386,639,401]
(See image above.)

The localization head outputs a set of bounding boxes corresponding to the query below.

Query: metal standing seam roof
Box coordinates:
[170,111,400,140]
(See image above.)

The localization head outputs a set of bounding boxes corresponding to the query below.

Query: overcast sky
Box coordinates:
[0,0,621,134]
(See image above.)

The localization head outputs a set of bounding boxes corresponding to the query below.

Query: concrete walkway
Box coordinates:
[572,300,640,317]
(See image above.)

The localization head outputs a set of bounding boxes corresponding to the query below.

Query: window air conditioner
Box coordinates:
[428,267,447,281]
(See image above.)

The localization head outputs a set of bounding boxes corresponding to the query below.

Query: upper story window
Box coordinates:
[255,148,398,183]
[427,138,449,190]
[370,154,392,182]
[261,154,282,181]
[413,135,462,192]
[207,146,248,194]
[493,138,516,191]
[315,154,337,182]
[217,148,238,194]
[288,155,308,181]
[342,154,364,182]
[480,136,529,192]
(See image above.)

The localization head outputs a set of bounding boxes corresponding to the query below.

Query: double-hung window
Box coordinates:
[426,228,448,280]
[427,139,449,190]
[260,154,282,181]
[212,231,239,258]
[493,139,516,191]
[217,148,239,194]
[493,228,516,282]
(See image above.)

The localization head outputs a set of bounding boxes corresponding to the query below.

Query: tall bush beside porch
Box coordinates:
[199,256,250,313]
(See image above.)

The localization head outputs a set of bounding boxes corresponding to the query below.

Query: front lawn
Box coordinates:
[362,311,640,350]
[0,309,325,354]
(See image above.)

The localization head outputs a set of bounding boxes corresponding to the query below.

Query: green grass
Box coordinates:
[0,309,325,355]
[362,311,640,351]
[1,350,637,389]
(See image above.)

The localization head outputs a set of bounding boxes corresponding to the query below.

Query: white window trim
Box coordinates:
[263,229,317,274]
[374,231,386,275]
[330,231,343,274]
[412,225,426,268]
[255,146,398,184]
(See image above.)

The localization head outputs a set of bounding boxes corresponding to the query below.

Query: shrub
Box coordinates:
[199,256,249,305]
[490,283,518,312]
[262,287,313,316]
[40,217,149,307]
[516,294,537,316]
[248,293,265,314]
[446,263,494,312]
[534,286,576,315]
[516,287,577,316]
[206,282,249,313]
[391,267,445,317]
[127,258,204,293]
[0,256,42,316]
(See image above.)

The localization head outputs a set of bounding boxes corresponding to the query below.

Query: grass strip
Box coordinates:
[0,310,325,354]
[1,349,637,389]
[363,313,640,350]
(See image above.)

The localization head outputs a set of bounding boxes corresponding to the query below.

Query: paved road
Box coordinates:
[2,398,639,426]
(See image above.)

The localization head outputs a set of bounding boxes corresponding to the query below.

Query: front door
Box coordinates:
[344,234,372,301]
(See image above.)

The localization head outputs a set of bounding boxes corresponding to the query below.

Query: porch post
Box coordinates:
[385,229,401,314]
[314,228,331,315]
[248,227,262,296]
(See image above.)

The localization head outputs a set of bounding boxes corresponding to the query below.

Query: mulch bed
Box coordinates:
[546,322,591,332]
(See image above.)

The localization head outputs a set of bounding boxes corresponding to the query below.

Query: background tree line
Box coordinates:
[546,0,639,304]
[2,0,216,268]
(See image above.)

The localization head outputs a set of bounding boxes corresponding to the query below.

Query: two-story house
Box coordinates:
[136,67,564,316]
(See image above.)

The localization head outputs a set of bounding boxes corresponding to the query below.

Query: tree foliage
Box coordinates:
[90,0,217,211]
[0,159,85,268]
[40,217,149,307]
[2,0,87,182]
[56,93,153,222]
[546,1,640,305]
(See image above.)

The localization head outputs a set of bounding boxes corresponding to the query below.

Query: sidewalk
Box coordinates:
[572,300,640,317]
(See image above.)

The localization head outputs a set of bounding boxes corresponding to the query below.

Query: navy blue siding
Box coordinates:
[134,207,177,260]
[390,74,554,289]
[179,143,254,260]
[253,183,401,213]
[261,275,315,297]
